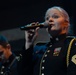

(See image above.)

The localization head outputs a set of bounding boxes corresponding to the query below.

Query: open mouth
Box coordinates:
[48,24,54,28]
[49,23,54,26]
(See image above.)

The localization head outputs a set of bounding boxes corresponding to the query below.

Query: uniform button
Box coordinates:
[44,54,47,57]
[1,71,3,74]
[2,66,4,69]
[56,38,59,41]
[42,66,44,70]
[42,60,45,63]
[47,50,50,53]
[42,73,44,75]
[49,45,52,47]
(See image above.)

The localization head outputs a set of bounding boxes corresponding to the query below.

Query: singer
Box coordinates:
[22,6,76,75]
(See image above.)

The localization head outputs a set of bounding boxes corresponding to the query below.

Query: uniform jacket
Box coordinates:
[22,34,76,75]
[0,53,18,75]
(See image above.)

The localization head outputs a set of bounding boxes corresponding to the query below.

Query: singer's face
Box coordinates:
[45,8,68,37]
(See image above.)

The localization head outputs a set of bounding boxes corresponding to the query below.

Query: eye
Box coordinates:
[45,16,49,20]
[52,15,59,18]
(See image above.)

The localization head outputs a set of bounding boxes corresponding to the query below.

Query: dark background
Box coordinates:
[0,0,76,53]
[0,0,76,74]
[0,0,76,30]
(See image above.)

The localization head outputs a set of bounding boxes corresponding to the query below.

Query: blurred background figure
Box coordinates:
[0,35,18,75]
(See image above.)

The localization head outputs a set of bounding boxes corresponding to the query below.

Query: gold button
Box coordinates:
[44,54,47,57]
[42,66,44,70]
[47,50,50,53]
[42,60,45,63]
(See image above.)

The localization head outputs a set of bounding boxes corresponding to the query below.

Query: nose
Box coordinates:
[49,17,54,22]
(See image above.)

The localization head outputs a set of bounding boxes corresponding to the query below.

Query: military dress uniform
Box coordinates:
[22,34,76,75]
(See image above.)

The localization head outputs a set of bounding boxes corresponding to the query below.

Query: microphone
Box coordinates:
[20,22,49,30]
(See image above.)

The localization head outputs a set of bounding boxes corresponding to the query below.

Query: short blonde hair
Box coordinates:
[45,6,70,23]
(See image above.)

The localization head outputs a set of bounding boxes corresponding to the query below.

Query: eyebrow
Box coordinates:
[53,13,62,15]
[46,13,61,17]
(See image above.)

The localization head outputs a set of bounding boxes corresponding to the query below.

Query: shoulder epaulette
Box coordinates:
[66,36,76,67]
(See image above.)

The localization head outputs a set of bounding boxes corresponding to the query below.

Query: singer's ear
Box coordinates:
[63,21,69,29]
[64,20,69,26]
